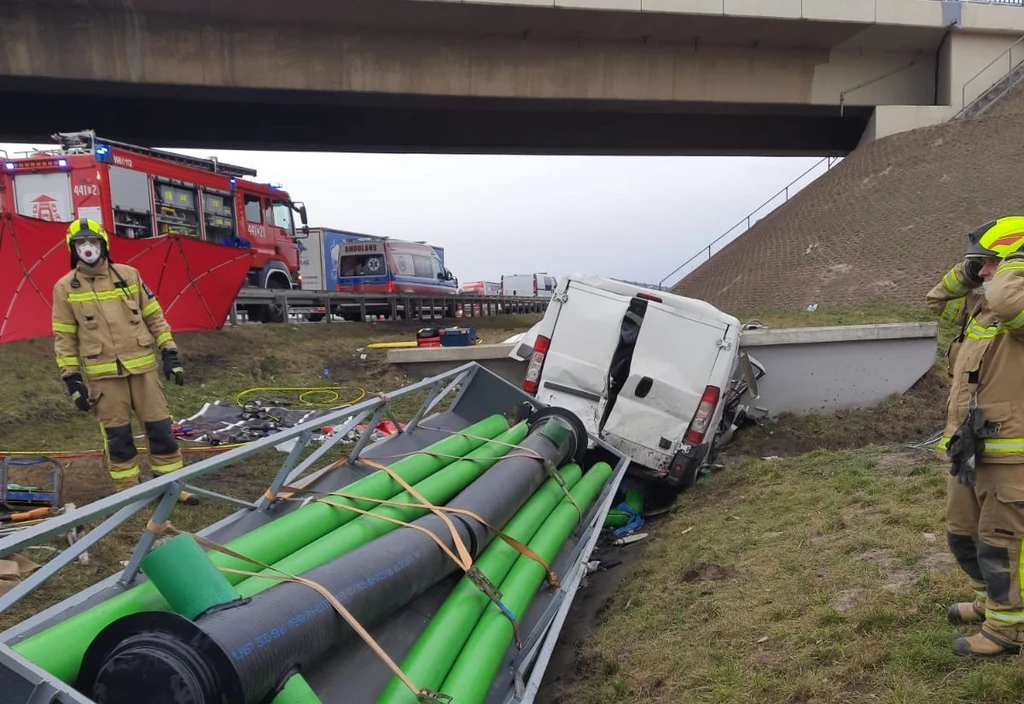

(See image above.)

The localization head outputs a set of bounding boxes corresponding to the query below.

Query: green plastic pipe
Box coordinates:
[603,486,644,528]
[235,422,530,598]
[438,461,614,704]
[140,533,242,620]
[375,462,584,704]
[272,673,324,704]
[11,414,509,685]
[143,534,322,704]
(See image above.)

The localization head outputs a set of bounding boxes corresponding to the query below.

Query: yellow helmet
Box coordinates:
[965,216,1024,260]
[65,218,109,251]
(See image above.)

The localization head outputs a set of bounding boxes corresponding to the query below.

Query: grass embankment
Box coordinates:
[542,305,1024,703]
[547,449,1024,703]
[0,315,539,631]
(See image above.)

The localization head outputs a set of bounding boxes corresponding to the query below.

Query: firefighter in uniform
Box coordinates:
[926,216,1024,656]
[51,218,197,505]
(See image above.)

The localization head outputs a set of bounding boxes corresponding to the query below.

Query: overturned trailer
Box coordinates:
[0,364,628,704]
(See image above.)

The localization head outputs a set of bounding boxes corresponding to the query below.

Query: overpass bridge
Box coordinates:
[0,0,1022,155]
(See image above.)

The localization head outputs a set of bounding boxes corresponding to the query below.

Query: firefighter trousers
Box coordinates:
[88,370,182,491]
[947,462,1024,642]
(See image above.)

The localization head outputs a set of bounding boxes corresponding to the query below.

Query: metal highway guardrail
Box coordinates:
[232,288,550,324]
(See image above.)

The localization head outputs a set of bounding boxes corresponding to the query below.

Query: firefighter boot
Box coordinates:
[948,583,987,625]
[948,600,987,625]
[952,622,1024,657]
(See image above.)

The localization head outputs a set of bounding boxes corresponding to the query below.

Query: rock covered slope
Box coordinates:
[673,90,1024,312]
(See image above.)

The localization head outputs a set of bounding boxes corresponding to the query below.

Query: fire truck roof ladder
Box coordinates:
[51,130,259,179]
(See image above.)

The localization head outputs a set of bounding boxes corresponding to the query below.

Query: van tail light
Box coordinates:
[684,385,721,444]
[522,335,551,395]
[533,279,538,295]
[335,283,341,292]
[637,292,662,303]
[386,281,395,293]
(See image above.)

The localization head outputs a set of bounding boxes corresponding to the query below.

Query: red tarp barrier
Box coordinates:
[0,213,252,344]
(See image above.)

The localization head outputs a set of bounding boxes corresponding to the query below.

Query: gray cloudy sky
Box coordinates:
[1,141,824,287]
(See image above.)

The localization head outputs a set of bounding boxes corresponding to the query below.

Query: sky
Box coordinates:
[1,141,827,287]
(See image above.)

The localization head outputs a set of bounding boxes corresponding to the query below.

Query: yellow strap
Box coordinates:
[358,458,475,574]
[280,484,559,587]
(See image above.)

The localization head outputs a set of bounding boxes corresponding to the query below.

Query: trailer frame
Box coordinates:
[0,363,629,704]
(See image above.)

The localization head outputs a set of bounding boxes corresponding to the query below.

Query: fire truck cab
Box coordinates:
[0,130,308,322]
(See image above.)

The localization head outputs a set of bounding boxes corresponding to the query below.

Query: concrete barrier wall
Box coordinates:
[740,322,939,415]
[387,321,940,416]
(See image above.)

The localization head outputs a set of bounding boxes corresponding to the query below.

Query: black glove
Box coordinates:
[162,348,185,386]
[63,374,91,412]
[964,258,984,285]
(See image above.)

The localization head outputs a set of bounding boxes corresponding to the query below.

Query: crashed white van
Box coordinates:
[509,274,764,492]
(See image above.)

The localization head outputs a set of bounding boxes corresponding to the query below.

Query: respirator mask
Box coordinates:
[75,239,103,265]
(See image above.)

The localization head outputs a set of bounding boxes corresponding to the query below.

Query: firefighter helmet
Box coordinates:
[965,217,1024,260]
[65,218,109,251]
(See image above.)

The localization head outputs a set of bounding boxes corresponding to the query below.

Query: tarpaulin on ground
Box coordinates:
[0,213,251,344]
[175,401,403,448]
[176,402,336,445]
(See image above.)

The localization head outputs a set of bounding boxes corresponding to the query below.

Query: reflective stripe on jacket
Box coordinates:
[52,262,176,381]
[926,258,1024,464]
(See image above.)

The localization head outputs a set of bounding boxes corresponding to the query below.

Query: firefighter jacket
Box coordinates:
[927,258,1024,464]
[52,261,177,381]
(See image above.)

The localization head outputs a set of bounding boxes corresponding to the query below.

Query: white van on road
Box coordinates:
[500,273,557,299]
[511,274,764,492]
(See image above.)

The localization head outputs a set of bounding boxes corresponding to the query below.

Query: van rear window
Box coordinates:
[340,253,387,277]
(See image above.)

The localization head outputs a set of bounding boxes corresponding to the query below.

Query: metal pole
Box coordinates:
[255,429,313,511]
[117,484,183,587]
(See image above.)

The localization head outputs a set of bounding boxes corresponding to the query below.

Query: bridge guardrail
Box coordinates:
[232,289,550,324]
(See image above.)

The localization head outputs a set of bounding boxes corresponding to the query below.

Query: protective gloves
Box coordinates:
[964,258,984,286]
[63,373,91,412]
[162,348,185,386]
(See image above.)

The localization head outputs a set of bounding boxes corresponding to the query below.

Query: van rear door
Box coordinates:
[600,301,732,470]
[337,241,389,292]
[535,280,631,432]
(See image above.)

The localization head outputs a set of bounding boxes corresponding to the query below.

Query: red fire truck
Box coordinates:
[0,130,308,322]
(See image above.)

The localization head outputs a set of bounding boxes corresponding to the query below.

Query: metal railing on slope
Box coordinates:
[956,33,1024,119]
[658,155,841,289]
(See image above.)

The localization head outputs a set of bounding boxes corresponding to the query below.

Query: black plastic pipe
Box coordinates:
[78,408,586,704]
